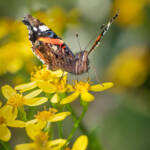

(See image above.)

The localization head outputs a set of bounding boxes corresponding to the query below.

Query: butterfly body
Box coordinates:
[22,12,118,75]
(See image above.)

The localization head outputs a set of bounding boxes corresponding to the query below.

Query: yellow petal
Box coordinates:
[26,119,37,126]
[7,120,25,128]
[51,69,67,77]
[0,105,17,121]
[90,82,114,92]
[1,85,16,100]
[67,84,74,92]
[37,81,56,93]
[15,143,35,150]
[81,92,94,102]
[24,97,48,106]
[15,81,37,92]
[48,139,66,149]
[51,93,60,103]
[0,101,2,107]
[49,112,71,122]
[9,107,18,120]
[24,89,43,99]
[0,124,11,141]
[60,92,79,104]
[72,135,88,150]
[26,122,46,140]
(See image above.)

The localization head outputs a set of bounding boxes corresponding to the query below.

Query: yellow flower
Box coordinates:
[60,81,114,104]
[26,108,70,126]
[15,66,66,92]
[32,67,68,94]
[65,135,88,150]
[0,18,17,39]
[113,0,147,26]
[0,105,25,141]
[0,41,33,75]
[72,135,88,150]
[15,122,66,150]
[106,46,149,89]
[49,76,72,103]
[1,85,48,108]
[0,19,34,75]
[31,66,64,82]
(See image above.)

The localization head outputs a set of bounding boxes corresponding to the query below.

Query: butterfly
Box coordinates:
[22,11,119,75]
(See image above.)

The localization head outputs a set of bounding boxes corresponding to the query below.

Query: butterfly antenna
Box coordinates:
[84,24,105,51]
[88,10,119,55]
[75,32,82,51]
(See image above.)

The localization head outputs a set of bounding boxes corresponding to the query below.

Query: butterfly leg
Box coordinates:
[86,70,90,82]
[76,74,79,82]
[90,64,104,86]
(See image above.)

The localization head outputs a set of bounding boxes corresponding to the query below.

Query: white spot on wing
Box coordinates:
[33,27,38,31]
[52,45,58,51]
[39,25,49,32]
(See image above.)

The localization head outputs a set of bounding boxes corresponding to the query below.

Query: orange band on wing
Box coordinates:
[38,37,64,46]
[34,49,48,63]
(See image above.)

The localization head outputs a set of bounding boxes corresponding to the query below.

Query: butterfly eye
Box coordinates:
[46,31,55,38]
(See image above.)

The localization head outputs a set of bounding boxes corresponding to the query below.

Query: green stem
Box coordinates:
[0,141,11,150]
[44,122,53,139]
[49,124,53,140]
[58,121,63,138]
[67,104,102,150]
[56,103,65,138]
[18,107,27,122]
[67,104,87,132]
[66,103,88,145]
[66,104,77,122]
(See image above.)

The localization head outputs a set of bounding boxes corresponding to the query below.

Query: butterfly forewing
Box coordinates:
[22,14,75,71]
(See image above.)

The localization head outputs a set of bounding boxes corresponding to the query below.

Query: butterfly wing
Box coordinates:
[22,14,75,71]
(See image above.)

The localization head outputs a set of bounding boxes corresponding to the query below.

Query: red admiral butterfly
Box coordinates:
[22,11,118,75]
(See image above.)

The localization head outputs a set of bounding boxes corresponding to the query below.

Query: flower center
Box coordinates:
[7,94,24,107]
[35,132,49,150]
[55,78,67,93]
[74,81,90,93]
[36,108,57,122]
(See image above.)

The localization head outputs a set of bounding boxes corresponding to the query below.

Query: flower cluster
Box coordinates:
[0,65,113,150]
[15,65,113,104]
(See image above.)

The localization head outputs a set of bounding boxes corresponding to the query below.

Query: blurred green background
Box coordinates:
[0,0,150,150]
